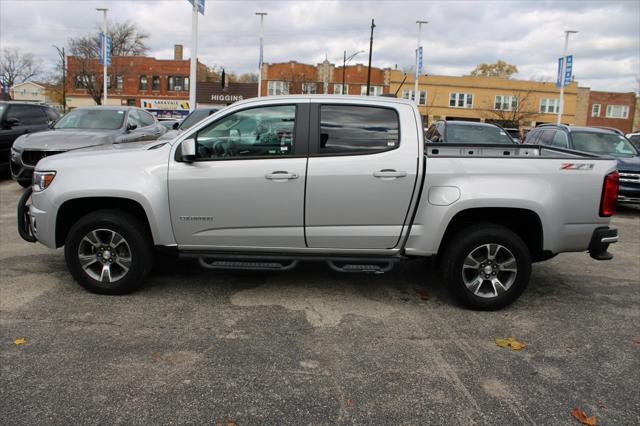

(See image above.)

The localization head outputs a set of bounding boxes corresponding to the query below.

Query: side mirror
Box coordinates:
[180,138,196,162]
[127,123,137,132]
[172,122,180,130]
[4,117,20,128]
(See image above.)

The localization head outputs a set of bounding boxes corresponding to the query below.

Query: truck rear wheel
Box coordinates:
[64,209,153,295]
[440,224,531,310]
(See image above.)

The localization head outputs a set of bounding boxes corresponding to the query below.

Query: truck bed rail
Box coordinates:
[425,143,604,159]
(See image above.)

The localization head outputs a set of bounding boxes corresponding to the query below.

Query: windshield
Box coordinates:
[54,109,125,130]
[445,124,516,144]
[179,109,217,130]
[572,132,638,157]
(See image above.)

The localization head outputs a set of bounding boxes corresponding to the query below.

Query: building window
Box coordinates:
[591,104,601,117]
[605,105,629,119]
[495,95,518,111]
[168,76,189,91]
[74,74,95,89]
[402,90,427,105]
[540,98,560,114]
[139,75,148,91]
[302,82,317,94]
[116,75,124,90]
[360,85,383,96]
[449,92,473,108]
[267,81,289,96]
[334,84,349,95]
[152,76,160,91]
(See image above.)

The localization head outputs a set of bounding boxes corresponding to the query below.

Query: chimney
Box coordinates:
[174,44,183,61]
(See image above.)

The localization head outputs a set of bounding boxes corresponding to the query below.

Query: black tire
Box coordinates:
[17,180,31,188]
[64,209,154,295]
[440,224,531,310]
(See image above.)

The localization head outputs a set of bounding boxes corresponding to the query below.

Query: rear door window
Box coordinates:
[551,131,569,148]
[138,110,155,127]
[318,105,399,155]
[7,105,46,125]
[537,130,555,146]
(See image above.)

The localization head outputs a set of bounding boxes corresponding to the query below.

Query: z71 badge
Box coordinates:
[561,163,594,170]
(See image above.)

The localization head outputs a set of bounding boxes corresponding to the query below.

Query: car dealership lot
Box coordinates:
[1,179,638,424]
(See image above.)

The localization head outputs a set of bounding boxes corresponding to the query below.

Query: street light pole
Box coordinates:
[188,2,199,111]
[96,8,108,105]
[53,45,66,113]
[557,29,578,125]
[342,50,364,95]
[256,12,267,97]
[414,20,427,106]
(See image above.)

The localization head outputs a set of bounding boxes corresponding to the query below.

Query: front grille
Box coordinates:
[619,171,640,184]
[21,150,65,166]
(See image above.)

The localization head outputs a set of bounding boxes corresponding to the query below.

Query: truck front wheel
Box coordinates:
[64,209,154,295]
[440,224,531,310]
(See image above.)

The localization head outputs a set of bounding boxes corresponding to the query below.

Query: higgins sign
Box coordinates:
[196,82,258,105]
[211,94,243,102]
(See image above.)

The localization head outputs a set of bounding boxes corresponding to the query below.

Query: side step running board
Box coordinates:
[327,260,395,274]
[198,258,298,271]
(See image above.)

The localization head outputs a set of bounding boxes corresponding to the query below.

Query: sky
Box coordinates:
[1,0,639,92]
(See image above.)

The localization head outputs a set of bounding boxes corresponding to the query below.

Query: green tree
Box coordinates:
[470,60,518,78]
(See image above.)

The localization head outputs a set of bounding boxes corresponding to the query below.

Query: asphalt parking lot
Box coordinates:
[1,178,638,425]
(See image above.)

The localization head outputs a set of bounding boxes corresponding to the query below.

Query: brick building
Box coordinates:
[261,60,390,97]
[66,45,206,117]
[585,90,636,133]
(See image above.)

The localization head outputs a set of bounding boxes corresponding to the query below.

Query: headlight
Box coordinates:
[33,171,56,192]
[10,147,20,162]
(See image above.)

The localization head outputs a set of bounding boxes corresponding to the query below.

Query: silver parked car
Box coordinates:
[11,106,166,187]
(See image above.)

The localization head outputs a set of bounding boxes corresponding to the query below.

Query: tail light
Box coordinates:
[599,171,619,217]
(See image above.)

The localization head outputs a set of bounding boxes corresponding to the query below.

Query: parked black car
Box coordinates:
[425,120,517,144]
[1,101,60,173]
[160,107,220,140]
[527,124,640,203]
[11,106,166,187]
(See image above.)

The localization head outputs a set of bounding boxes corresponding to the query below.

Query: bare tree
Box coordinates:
[1,47,42,88]
[68,21,149,104]
[482,89,539,129]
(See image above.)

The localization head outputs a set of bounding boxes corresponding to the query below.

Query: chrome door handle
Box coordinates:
[265,171,298,180]
[373,169,407,178]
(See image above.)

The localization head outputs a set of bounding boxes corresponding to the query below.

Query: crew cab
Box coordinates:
[18,96,620,310]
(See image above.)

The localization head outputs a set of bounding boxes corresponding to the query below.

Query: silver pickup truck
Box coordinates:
[17,96,620,310]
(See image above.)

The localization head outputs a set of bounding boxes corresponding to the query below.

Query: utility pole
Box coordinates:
[414,20,428,106]
[557,30,578,125]
[189,2,198,111]
[96,8,108,105]
[53,45,66,113]
[366,18,375,96]
[256,12,267,97]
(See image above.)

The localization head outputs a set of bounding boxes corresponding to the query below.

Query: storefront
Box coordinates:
[141,99,190,119]
[196,82,258,108]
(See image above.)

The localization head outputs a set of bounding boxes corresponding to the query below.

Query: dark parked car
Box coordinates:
[425,120,517,144]
[504,127,522,143]
[528,124,640,203]
[160,107,219,140]
[626,132,640,150]
[11,106,166,187]
[1,101,60,173]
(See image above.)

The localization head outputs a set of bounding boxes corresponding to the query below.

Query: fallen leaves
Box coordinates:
[571,407,597,426]
[495,337,527,351]
[14,338,27,345]
[416,289,429,301]
[346,399,356,408]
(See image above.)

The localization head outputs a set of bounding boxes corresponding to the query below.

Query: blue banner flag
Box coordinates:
[416,46,424,77]
[556,55,573,88]
[99,33,112,67]
[187,0,205,15]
